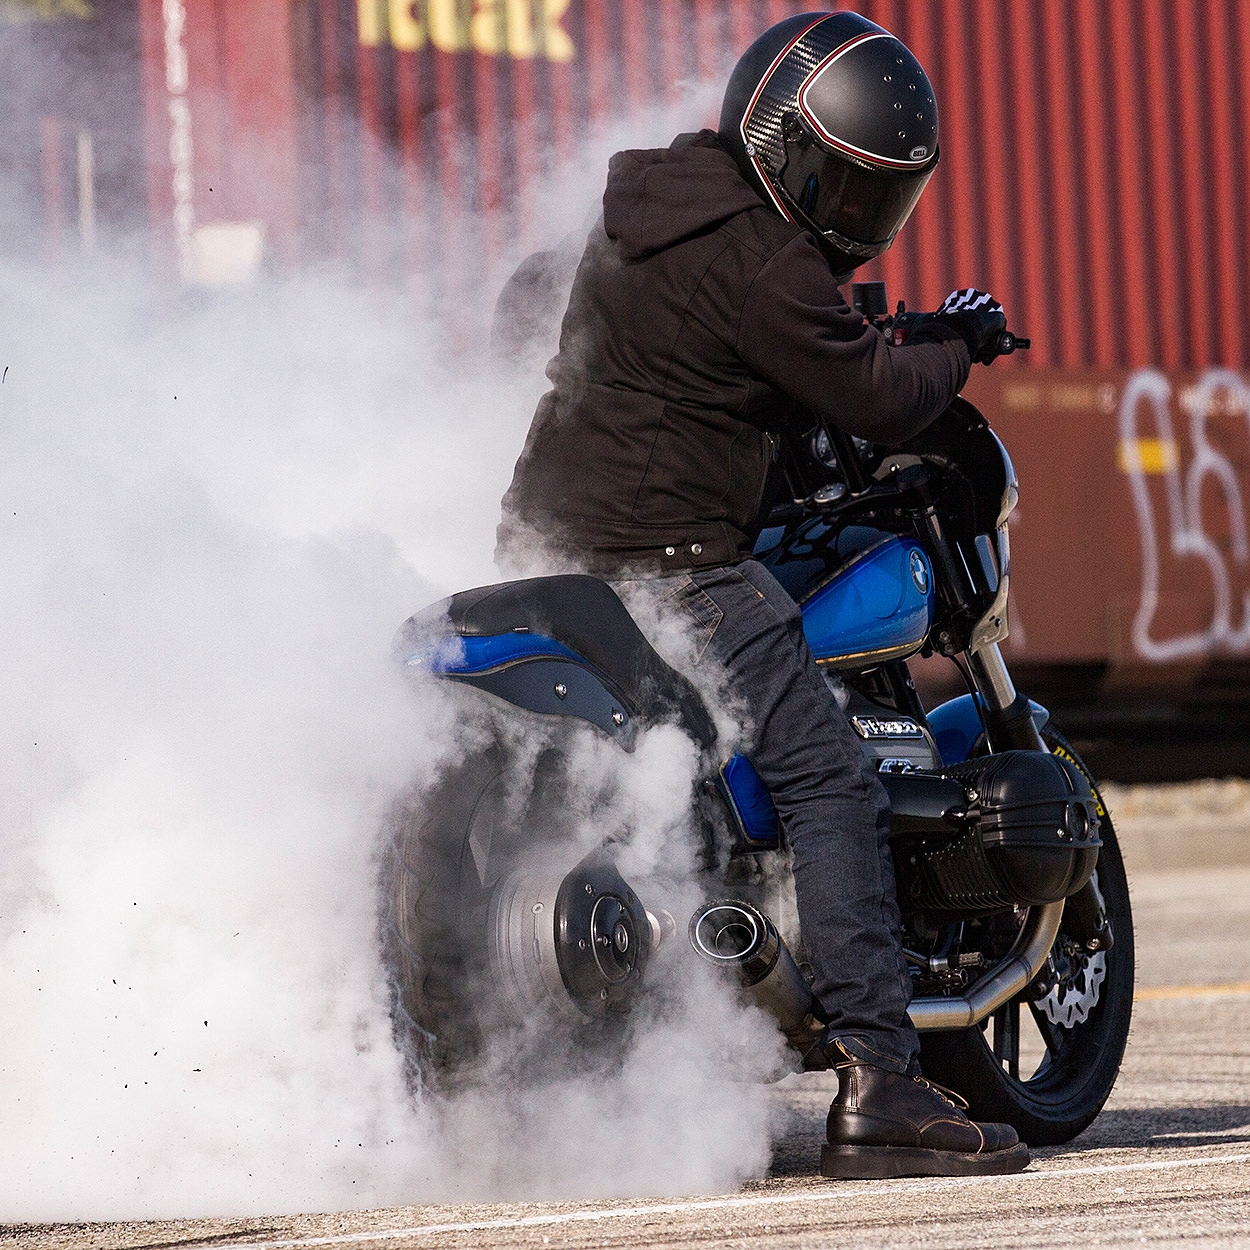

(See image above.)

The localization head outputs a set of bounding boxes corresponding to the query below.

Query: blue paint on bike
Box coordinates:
[404,632,584,674]
[928,693,1051,765]
[800,537,934,666]
[721,753,781,849]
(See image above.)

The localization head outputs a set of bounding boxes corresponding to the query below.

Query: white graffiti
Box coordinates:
[163,0,195,281]
[1120,367,1250,661]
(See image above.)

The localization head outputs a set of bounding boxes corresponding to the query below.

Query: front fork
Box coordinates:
[966,640,1112,952]
[967,640,1047,752]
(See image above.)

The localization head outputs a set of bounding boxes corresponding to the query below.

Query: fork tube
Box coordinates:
[967,641,1046,751]
[967,642,1017,711]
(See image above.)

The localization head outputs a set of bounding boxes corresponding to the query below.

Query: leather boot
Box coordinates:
[822,1059,1030,1179]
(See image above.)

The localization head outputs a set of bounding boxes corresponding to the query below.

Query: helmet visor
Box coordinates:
[779,135,934,258]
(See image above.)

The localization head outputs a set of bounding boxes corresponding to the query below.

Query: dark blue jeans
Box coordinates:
[621,559,920,1073]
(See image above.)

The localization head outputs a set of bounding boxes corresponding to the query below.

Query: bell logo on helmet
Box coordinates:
[910,145,929,160]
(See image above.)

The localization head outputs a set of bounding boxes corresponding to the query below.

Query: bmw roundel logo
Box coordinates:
[909,549,930,594]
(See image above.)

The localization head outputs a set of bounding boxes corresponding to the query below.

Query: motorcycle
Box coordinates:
[383,283,1133,1146]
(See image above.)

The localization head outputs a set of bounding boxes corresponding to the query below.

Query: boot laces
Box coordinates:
[915,1076,970,1112]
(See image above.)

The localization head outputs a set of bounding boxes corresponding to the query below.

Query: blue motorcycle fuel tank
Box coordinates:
[757,525,935,668]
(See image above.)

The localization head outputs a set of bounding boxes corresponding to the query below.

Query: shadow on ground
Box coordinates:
[1039,1104,1250,1154]
[765,1103,1250,1178]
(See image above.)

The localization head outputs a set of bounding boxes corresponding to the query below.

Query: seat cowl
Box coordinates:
[446,576,623,639]
[396,576,718,749]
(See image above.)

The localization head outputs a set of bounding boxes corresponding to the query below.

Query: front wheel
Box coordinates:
[919,728,1135,1145]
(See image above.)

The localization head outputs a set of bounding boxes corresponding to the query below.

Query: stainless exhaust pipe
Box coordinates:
[907,899,1064,1031]
[688,900,827,1061]
[690,896,1064,1043]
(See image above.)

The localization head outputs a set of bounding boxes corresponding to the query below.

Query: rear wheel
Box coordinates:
[381,730,653,1093]
[381,738,581,1089]
[919,728,1134,1145]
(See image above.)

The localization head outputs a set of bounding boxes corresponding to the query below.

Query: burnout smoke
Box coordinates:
[0,78,784,1219]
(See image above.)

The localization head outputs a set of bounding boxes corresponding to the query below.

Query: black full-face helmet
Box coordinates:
[719,11,939,273]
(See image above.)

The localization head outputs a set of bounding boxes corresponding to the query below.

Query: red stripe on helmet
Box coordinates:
[739,13,835,222]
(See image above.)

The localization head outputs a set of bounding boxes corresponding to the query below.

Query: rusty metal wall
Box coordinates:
[296,0,786,309]
[306,0,1250,373]
[963,366,1250,670]
[298,0,1250,695]
[15,1,1250,368]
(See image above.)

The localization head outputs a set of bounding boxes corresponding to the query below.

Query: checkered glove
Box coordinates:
[933,288,1009,363]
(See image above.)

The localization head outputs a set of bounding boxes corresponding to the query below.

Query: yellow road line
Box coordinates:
[1135,982,1250,1002]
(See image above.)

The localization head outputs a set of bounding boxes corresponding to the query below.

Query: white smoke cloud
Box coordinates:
[0,74,785,1221]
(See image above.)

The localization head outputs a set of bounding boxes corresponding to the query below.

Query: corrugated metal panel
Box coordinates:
[287,1,1247,370]
[274,0,1250,680]
[13,0,1250,682]
[9,0,1244,368]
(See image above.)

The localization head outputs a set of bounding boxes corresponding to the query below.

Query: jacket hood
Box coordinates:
[603,130,767,260]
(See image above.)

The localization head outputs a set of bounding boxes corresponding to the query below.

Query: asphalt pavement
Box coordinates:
[5,865,1249,1250]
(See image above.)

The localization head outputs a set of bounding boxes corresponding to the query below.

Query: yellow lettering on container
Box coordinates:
[472,0,536,57]
[427,0,465,51]
[0,0,93,19]
[357,0,383,46]
[389,0,425,50]
[540,0,574,62]
[359,0,574,59]
[508,0,538,56]
[470,0,506,55]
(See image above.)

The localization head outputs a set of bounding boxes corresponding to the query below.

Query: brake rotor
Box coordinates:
[1036,945,1106,1028]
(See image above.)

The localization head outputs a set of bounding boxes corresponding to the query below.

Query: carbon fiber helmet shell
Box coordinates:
[719,11,939,271]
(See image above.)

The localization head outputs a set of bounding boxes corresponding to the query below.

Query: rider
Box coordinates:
[496,11,1023,1179]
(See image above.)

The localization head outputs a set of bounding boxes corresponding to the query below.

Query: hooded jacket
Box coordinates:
[497,130,969,577]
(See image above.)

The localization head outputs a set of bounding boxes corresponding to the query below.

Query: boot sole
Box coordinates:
[820,1140,1030,1180]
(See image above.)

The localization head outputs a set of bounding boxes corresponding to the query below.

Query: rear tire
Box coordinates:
[919,728,1134,1145]
[380,736,584,1091]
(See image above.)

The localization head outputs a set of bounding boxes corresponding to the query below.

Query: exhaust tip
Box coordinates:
[690,901,764,962]
[688,899,780,985]
[688,898,825,1039]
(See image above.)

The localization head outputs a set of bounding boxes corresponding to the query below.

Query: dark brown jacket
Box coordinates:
[497,130,969,577]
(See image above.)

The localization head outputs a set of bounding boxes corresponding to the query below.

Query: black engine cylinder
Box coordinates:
[896,750,1101,912]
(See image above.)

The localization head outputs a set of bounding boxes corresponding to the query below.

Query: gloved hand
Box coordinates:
[892,289,1009,364]
[933,288,1008,363]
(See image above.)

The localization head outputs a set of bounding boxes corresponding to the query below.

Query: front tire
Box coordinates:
[919,728,1134,1145]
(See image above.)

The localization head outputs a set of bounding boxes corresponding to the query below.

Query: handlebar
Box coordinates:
[992,330,1030,355]
[850,282,1030,361]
